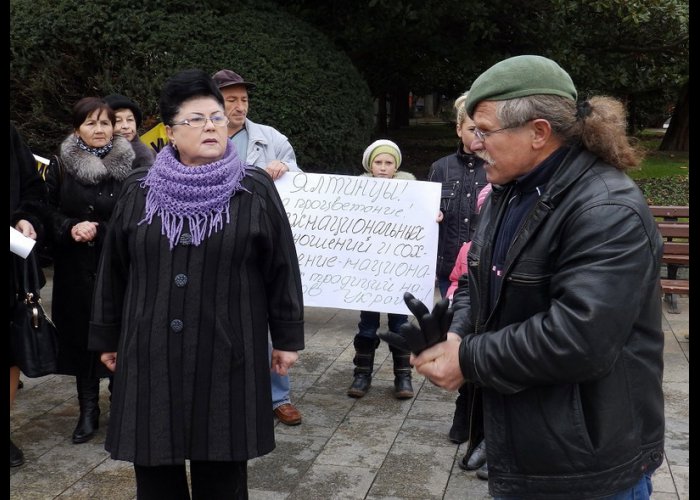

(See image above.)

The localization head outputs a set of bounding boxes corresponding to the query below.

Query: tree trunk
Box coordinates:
[376,94,388,135]
[389,85,410,130]
[660,82,688,152]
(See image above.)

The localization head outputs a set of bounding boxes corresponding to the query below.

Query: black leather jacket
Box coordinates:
[451,146,665,498]
[428,146,487,279]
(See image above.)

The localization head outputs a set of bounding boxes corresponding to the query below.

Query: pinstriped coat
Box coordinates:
[88,166,304,466]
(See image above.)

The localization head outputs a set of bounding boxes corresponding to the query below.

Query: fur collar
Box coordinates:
[59,134,135,185]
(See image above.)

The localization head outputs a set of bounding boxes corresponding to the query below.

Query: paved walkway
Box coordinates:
[11,272,688,499]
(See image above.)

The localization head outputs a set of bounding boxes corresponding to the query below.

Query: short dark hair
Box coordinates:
[72,97,115,130]
[159,69,225,126]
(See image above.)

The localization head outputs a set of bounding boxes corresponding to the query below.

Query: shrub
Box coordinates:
[10,0,374,173]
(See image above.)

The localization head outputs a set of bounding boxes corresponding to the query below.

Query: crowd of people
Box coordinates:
[10,55,665,500]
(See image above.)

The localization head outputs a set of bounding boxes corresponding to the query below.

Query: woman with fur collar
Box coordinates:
[43,97,135,445]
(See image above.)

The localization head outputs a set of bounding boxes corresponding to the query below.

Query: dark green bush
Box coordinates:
[10,0,374,173]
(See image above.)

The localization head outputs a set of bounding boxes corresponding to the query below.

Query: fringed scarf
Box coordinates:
[139,142,248,249]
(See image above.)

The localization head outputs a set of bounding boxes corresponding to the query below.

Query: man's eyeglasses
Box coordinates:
[473,122,529,142]
[171,114,229,128]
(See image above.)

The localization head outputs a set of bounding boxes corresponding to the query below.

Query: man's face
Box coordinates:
[220,85,249,135]
[471,101,537,185]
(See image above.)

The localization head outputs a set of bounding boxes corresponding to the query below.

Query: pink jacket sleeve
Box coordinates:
[446,241,471,299]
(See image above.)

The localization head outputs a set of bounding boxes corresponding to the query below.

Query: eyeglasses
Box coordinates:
[473,122,528,142]
[171,114,229,128]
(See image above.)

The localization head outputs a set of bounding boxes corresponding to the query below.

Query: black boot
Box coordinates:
[390,346,414,399]
[10,438,24,467]
[72,377,101,444]
[448,384,470,443]
[347,336,380,398]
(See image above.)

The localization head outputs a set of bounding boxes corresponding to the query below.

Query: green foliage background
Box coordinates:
[10,0,374,174]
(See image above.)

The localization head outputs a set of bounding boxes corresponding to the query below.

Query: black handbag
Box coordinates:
[10,252,59,377]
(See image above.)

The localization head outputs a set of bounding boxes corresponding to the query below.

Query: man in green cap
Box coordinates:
[407,55,665,499]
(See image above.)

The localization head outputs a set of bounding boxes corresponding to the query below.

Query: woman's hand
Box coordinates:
[15,219,37,240]
[271,349,299,376]
[101,352,117,372]
[71,221,99,242]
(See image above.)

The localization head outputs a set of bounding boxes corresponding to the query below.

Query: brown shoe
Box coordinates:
[274,403,302,426]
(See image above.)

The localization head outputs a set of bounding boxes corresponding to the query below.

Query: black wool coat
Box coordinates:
[44,134,134,377]
[88,167,304,466]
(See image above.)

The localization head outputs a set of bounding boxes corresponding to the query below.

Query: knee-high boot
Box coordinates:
[347,336,380,398]
[391,346,414,399]
[72,377,101,444]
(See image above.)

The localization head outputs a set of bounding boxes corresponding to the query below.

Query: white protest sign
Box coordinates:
[275,172,441,314]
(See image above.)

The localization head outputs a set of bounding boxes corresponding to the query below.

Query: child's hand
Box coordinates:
[436,211,444,222]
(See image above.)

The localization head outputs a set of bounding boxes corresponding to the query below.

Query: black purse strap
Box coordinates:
[20,252,42,300]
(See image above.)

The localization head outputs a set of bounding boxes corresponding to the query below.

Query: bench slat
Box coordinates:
[660,279,689,294]
[649,205,690,219]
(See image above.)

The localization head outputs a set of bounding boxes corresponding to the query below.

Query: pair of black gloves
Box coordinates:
[378,292,453,354]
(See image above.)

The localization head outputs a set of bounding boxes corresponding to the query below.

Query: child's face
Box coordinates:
[370,153,397,178]
[457,114,477,153]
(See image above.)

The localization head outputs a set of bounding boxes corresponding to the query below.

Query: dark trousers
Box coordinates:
[134,460,248,500]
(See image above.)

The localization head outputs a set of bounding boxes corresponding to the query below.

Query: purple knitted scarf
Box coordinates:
[139,142,248,249]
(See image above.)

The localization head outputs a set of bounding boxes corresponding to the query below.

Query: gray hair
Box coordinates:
[496,95,643,170]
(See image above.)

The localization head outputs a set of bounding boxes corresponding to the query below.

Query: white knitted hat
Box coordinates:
[361,139,402,173]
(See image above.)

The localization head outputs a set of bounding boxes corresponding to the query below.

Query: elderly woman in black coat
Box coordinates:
[103,93,156,170]
[43,98,135,445]
[10,121,48,467]
[88,69,304,499]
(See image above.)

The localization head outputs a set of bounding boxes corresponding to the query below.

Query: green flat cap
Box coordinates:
[465,55,577,117]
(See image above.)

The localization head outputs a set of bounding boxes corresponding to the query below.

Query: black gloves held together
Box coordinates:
[378,292,454,355]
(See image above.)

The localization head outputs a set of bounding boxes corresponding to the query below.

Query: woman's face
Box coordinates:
[456,114,477,153]
[370,152,397,178]
[77,109,114,148]
[114,108,137,141]
[166,97,229,166]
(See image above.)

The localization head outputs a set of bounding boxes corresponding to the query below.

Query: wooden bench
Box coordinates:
[649,205,689,314]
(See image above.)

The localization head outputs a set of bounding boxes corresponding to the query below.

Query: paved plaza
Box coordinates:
[10,270,688,499]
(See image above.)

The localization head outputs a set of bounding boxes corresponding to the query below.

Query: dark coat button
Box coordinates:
[179,233,192,246]
[174,274,188,287]
[170,319,183,333]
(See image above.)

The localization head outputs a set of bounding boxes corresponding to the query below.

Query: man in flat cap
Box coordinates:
[409,55,665,499]
[212,69,303,427]
[212,69,299,180]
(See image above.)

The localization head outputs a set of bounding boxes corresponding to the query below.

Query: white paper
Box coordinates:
[275,172,441,315]
[10,226,36,259]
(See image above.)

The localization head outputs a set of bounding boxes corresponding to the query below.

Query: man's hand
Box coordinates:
[264,160,289,180]
[410,332,465,391]
[377,292,453,354]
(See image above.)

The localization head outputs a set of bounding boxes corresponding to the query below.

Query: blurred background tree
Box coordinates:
[11,0,688,175]
[10,0,374,173]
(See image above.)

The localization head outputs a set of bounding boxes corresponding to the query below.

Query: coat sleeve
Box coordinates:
[87,181,135,353]
[446,242,470,299]
[253,171,305,351]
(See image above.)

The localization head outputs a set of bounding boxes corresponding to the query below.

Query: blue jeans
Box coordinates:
[493,473,653,500]
[268,337,291,409]
[437,276,451,299]
[357,310,408,340]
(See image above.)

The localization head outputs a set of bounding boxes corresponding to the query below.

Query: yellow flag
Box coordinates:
[140,122,169,154]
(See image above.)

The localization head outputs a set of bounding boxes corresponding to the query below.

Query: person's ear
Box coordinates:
[530,119,552,150]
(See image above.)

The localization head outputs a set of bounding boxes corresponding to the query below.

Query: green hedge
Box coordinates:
[10,0,374,174]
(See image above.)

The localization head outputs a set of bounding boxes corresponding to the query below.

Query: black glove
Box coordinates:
[378,292,454,355]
